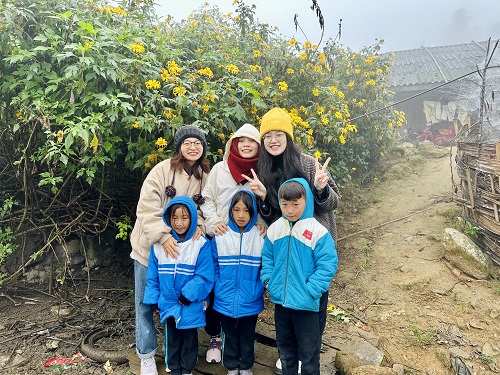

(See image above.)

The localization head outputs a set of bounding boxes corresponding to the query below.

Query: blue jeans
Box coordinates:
[135,260,158,359]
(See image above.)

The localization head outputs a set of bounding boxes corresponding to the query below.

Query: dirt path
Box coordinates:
[329,144,500,374]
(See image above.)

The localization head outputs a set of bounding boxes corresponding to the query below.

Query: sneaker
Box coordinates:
[165,367,171,373]
[240,370,253,375]
[206,336,222,363]
[227,370,239,375]
[274,358,301,374]
[140,357,158,375]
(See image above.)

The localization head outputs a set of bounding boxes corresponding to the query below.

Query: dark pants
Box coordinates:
[275,304,321,375]
[319,290,328,335]
[164,317,198,375]
[220,314,258,371]
[205,289,221,336]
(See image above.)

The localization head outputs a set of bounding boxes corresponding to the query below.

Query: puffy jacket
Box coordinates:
[200,123,266,236]
[261,178,338,312]
[144,196,214,328]
[211,190,265,318]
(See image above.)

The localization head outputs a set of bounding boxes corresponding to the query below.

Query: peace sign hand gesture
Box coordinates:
[241,168,267,200]
[314,157,331,191]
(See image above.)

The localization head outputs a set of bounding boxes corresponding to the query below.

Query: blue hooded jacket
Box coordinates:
[261,178,338,312]
[143,196,214,328]
[211,190,265,318]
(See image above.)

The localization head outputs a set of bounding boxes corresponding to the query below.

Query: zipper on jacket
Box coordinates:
[284,221,292,305]
[234,231,243,317]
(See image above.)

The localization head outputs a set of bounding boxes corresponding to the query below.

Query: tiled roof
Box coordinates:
[382,40,499,89]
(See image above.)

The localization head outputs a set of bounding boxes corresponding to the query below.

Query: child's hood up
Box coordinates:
[223,123,260,161]
[162,196,198,241]
[278,177,314,221]
[227,190,259,233]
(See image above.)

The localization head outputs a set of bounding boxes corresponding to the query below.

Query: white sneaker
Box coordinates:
[140,357,158,375]
[274,358,301,374]
[206,336,222,363]
[240,370,253,375]
[227,370,239,375]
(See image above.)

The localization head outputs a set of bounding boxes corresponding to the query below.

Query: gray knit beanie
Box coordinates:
[173,125,207,154]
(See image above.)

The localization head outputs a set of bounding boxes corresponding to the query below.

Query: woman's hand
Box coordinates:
[213,222,228,236]
[313,157,331,192]
[256,223,267,238]
[242,168,267,200]
[192,226,203,240]
[162,236,180,258]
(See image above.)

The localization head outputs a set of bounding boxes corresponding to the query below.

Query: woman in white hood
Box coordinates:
[200,123,266,365]
[201,123,267,237]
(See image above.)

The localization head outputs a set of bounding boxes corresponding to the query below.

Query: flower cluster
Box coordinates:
[129,41,145,54]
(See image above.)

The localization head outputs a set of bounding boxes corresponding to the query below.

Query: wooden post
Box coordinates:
[490,174,499,222]
[466,168,475,210]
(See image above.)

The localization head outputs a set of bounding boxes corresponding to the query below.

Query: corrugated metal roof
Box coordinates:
[382,40,499,89]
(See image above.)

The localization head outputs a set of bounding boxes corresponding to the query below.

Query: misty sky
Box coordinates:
[156,0,500,52]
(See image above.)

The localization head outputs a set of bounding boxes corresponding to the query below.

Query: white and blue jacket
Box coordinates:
[261,178,338,312]
[144,196,214,328]
[211,190,265,318]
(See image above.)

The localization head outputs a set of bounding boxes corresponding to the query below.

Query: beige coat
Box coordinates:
[130,159,208,266]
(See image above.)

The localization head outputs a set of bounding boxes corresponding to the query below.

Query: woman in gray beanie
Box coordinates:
[130,125,210,375]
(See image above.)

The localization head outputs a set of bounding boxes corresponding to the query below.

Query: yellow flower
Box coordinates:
[173,86,187,96]
[313,151,322,158]
[145,79,160,90]
[148,153,158,163]
[286,68,294,74]
[189,21,196,27]
[250,65,261,72]
[316,107,324,115]
[219,133,225,141]
[313,65,322,72]
[198,67,214,78]
[264,76,272,83]
[318,53,326,63]
[226,64,239,74]
[216,35,222,41]
[253,50,261,58]
[132,121,140,128]
[15,111,22,119]
[158,147,164,153]
[311,44,318,50]
[252,33,261,40]
[218,149,223,155]
[339,135,346,144]
[312,88,319,96]
[278,81,288,91]
[328,86,337,93]
[299,106,308,114]
[202,104,210,113]
[337,91,345,99]
[145,162,151,168]
[289,38,297,47]
[164,109,174,118]
[129,41,145,54]
[155,137,167,147]
[299,52,307,59]
[352,167,356,171]
[334,111,343,119]
[57,130,64,143]
[167,60,183,76]
[160,69,170,82]
[321,117,329,125]
[303,41,311,48]
[365,79,376,85]
[347,82,355,87]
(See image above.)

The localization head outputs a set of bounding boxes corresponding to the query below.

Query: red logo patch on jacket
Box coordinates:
[302,229,313,240]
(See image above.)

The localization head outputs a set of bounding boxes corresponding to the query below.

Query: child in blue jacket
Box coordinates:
[261,178,338,375]
[144,196,214,375]
[211,190,265,375]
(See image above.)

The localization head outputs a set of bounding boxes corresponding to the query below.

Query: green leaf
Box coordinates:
[77,21,97,35]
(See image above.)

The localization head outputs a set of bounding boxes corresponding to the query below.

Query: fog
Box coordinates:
[156,0,500,52]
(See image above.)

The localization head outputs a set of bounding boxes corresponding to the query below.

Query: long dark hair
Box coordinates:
[257,134,306,217]
[170,152,210,180]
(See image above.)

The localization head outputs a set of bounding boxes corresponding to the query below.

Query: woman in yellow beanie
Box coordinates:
[243,106,341,375]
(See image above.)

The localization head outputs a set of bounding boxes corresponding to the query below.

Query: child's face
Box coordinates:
[280,196,306,223]
[170,207,190,236]
[237,136,259,159]
[231,200,251,229]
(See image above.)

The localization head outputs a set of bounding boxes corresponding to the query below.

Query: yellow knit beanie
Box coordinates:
[259,108,294,140]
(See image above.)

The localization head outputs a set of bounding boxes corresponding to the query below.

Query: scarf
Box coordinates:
[227,139,259,184]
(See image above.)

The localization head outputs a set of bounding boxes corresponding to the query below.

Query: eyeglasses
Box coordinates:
[263,132,286,143]
[182,140,203,148]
